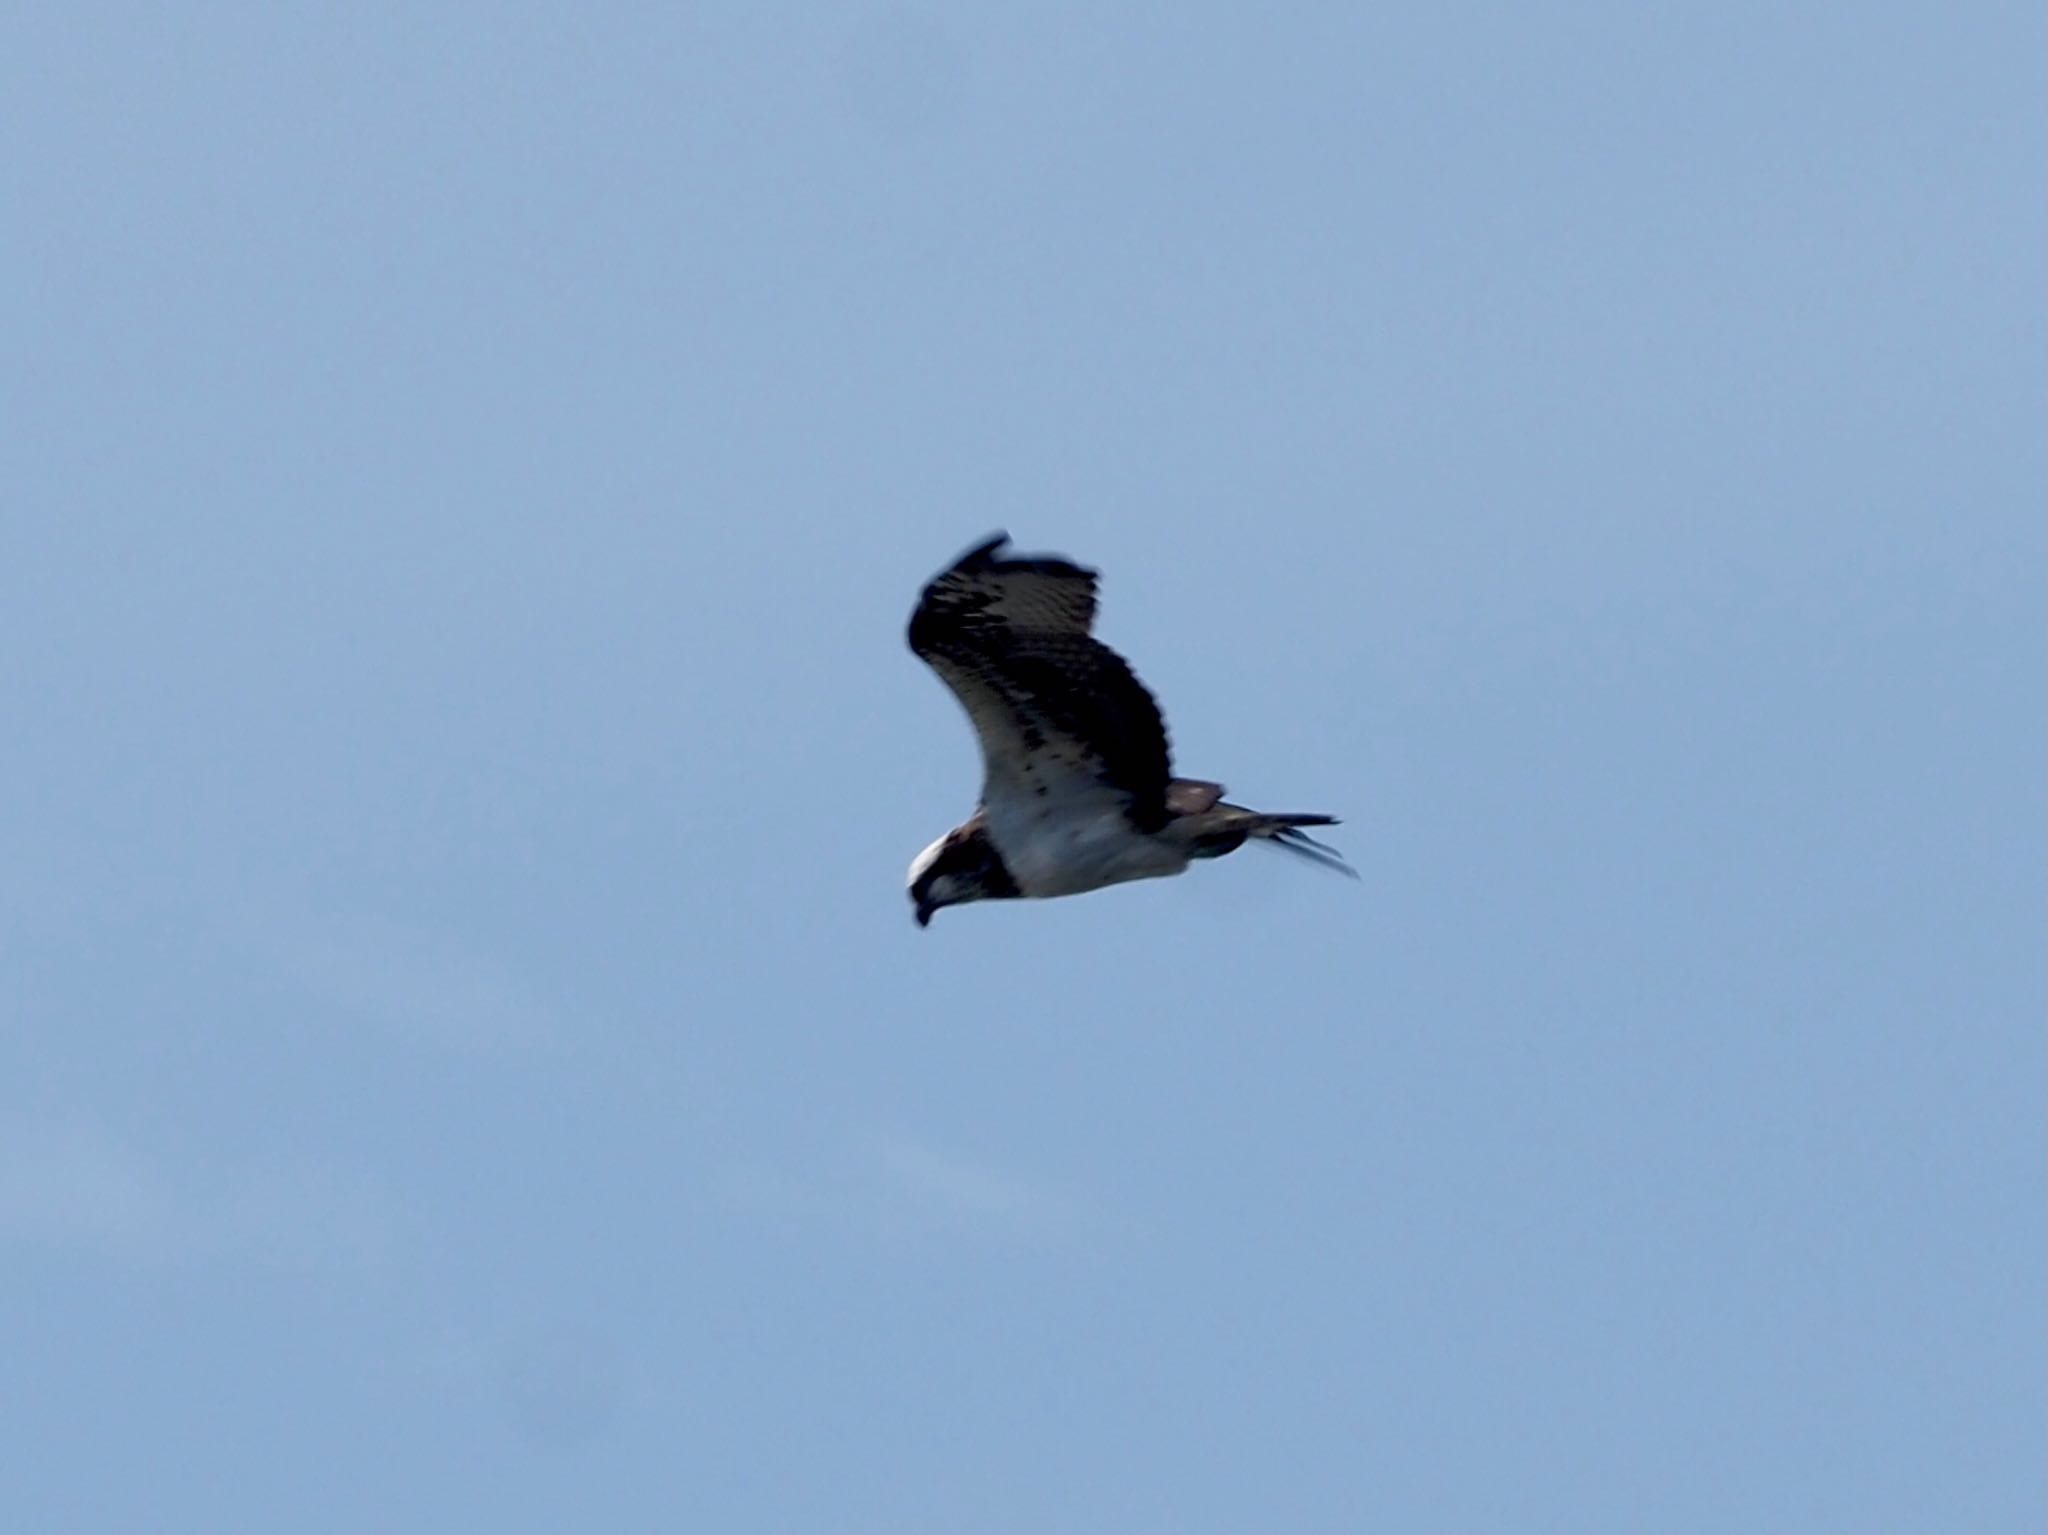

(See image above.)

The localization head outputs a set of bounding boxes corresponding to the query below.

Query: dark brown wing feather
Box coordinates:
[908,533,1173,827]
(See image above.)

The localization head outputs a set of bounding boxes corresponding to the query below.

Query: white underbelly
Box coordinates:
[985,800,1189,898]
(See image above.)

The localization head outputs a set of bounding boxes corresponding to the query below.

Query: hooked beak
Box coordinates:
[913,901,934,928]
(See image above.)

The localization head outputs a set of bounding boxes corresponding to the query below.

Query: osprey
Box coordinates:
[906,533,1351,925]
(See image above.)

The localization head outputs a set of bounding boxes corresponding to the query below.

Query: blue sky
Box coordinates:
[3,3,2041,1530]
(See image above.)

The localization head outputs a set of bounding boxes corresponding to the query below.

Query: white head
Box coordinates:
[905,822,1015,927]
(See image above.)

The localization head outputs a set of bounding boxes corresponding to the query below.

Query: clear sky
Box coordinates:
[3,3,2041,1530]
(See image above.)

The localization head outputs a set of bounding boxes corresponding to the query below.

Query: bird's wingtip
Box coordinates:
[961,531,1010,565]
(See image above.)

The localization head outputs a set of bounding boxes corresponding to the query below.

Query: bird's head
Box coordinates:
[906,823,1010,927]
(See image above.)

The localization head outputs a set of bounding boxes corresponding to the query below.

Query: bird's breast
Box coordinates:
[984,797,1189,898]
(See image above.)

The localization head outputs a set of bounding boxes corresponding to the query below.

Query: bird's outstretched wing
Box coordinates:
[907,533,1174,828]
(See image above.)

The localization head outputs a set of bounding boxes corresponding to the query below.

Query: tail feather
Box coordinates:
[1177,803,1357,878]
[1254,814,1359,879]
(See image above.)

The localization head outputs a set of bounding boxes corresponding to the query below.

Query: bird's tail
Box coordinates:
[1247,812,1357,877]
[1178,804,1357,878]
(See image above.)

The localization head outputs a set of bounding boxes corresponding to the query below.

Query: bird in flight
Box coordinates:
[905,533,1351,925]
